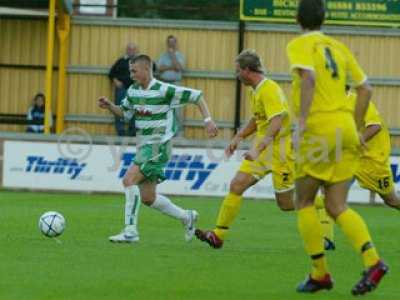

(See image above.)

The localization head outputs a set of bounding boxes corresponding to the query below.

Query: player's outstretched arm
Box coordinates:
[244,115,283,161]
[195,96,218,138]
[225,117,257,158]
[97,96,124,118]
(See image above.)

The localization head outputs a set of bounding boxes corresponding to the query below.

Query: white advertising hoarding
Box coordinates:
[3,141,399,203]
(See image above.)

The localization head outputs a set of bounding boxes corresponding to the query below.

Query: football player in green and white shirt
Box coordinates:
[98,54,218,243]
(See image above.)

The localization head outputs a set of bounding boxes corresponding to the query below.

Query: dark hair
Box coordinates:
[33,92,45,102]
[167,35,176,41]
[297,0,325,30]
[130,54,153,68]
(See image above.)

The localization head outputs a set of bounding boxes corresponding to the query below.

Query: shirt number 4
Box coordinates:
[324,47,339,79]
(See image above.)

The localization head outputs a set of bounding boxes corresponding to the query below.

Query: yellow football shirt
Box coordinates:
[287,31,367,117]
[346,93,391,162]
[249,78,291,142]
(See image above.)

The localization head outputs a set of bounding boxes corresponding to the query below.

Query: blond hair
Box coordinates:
[235,49,265,74]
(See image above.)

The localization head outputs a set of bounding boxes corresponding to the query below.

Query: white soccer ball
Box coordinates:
[38,211,66,237]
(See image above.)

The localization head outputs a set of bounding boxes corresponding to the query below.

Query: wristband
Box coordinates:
[204,117,212,123]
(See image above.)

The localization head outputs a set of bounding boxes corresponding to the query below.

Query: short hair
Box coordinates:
[130,54,153,69]
[126,42,137,49]
[235,49,264,73]
[167,35,176,41]
[297,0,325,30]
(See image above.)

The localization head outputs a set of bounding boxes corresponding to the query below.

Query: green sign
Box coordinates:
[240,0,400,27]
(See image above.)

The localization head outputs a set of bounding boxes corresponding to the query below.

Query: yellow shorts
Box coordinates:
[239,141,294,193]
[356,158,394,195]
[296,111,360,183]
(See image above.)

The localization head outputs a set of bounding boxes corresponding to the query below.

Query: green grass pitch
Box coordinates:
[1,190,398,300]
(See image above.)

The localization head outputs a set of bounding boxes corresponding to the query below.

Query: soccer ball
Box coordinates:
[38,211,66,237]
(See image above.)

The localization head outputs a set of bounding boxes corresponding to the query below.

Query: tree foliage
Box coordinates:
[0,0,48,8]
[0,0,240,21]
[118,0,239,21]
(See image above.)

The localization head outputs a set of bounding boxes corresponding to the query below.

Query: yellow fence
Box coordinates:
[1,17,399,146]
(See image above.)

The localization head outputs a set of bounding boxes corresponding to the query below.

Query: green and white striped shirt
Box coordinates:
[120,78,202,145]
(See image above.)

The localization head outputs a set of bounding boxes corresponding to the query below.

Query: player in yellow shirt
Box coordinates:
[287,0,387,295]
[195,49,295,248]
[346,90,400,209]
[318,89,400,250]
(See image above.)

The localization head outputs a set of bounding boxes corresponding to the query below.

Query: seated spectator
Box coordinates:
[27,92,51,133]
[109,42,137,136]
[157,35,186,136]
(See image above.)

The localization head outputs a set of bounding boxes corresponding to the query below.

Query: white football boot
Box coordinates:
[183,210,199,242]
[109,227,139,243]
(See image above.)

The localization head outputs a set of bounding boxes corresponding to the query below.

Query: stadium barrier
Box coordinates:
[1,17,400,143]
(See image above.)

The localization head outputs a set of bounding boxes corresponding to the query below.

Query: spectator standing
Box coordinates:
[109,42,137,136]
[157,35,186,135]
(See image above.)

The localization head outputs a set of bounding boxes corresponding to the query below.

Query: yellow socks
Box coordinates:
[214,192,243,240]
[315,195,335,243]
[336,208,380,268]
[298,206,329,279]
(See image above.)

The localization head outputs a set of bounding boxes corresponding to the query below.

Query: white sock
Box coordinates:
[150,194,187,221]
[124,185,141,231]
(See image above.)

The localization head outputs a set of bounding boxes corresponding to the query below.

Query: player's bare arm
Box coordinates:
[97,96,124,118]
[244,115,283,161]
[298,68,315,131]
[354,82,373,131]
[196,96,218,138]
[363,124,381,143]
[225,117,257,158]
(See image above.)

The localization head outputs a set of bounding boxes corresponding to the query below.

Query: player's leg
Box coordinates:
[214,171,257,238]
[139,180,198,241]
[356,159,399,209]
[272,167,295,211]
[140,180,185,217]
[122,164,145,229]
[324,180,388,295]
[334,117,388,294]
[314,194,335,250]
[295,175,333,293]
[372,163,399,210]
[275,189,294,210]
[380,190,400,210]
[109,164,145,243]
[275,185,335,252]
[195,171,257,248]
[377,170,400,209]
[325,179,377,262]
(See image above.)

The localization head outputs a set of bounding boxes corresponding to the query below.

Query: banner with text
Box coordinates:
[240,0,400,27]
[3,141,400,203]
